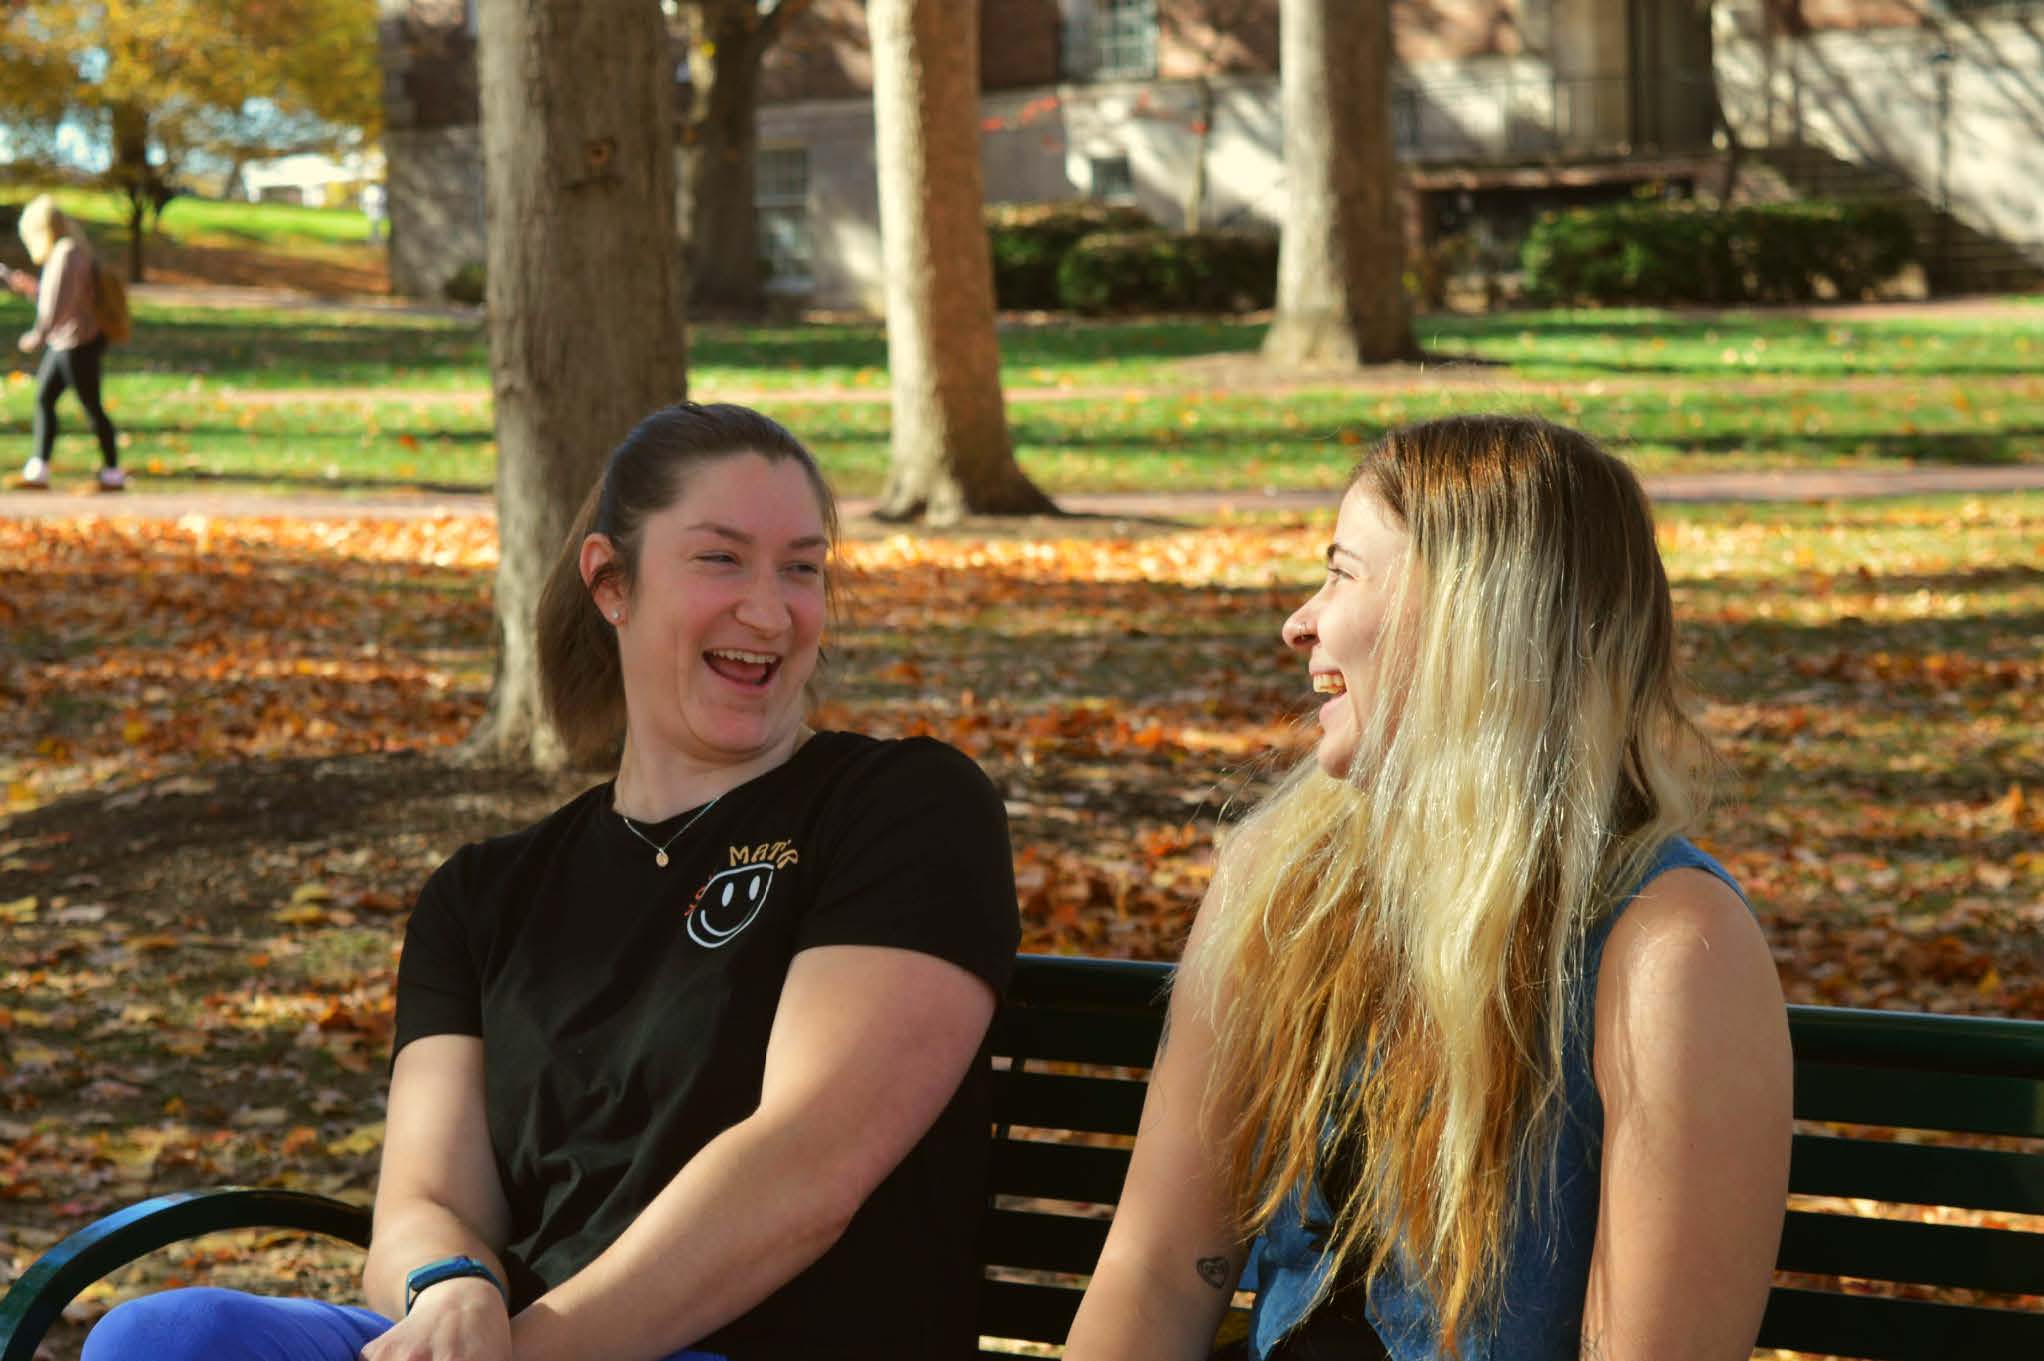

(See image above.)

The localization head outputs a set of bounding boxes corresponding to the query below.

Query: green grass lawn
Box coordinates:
[3,187,375,249]
[2,291,2038,496]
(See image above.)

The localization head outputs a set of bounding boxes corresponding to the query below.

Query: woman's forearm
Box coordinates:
[511,1110,862,1361]
[362,1196,515,1321]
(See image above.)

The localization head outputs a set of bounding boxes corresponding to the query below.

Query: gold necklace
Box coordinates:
[616,794,722,868]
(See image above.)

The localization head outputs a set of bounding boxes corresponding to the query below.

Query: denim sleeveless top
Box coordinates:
[1245,839,1747,1361]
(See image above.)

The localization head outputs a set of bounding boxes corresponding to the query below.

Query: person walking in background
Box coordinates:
[1066,415,1791,1361]
[4,194,124,491]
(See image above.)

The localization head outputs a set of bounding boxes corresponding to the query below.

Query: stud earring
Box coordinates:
[610,610,621,621]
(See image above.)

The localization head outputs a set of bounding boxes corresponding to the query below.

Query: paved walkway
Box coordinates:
[3,465,2041,526]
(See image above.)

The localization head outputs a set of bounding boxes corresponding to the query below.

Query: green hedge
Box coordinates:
[1056,229,1278,315]
[1521,200,1916,305]
[986,201,1154,310]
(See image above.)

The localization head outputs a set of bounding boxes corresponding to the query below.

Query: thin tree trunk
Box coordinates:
[468,0,689,768]
[1184,74,1214,232]
[681,1,771,316]
[1262,0,1412,367]
[869,0,1055,524]
[110,103,150,283]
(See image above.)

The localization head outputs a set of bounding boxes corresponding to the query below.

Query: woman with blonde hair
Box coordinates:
[1067,415,1790,1360]
[4,194,123,490]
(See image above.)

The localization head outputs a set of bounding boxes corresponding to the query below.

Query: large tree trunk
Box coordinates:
[469,0,689,768]
[680,0,774,316]
[868,0,1054,524]
[1262,0,1412,367]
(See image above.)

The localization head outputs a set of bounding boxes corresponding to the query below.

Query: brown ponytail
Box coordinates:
[536,481,623,766]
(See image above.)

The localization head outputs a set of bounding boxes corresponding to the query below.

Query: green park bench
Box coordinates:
[4,954,2041,1360]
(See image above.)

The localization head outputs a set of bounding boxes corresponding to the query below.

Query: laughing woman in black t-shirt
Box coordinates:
[82,403,1021,1361]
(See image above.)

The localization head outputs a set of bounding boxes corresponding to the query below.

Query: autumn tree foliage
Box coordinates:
[0,0,380,281]
[1262,0,1412,367]
[471,0,688,768]
[868,0,1054,524]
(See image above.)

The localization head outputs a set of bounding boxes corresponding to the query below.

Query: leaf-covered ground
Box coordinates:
[2,494,2038,1353]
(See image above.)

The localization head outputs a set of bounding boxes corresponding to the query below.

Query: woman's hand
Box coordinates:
[361,1277,511,1361]
[16,332,33,353]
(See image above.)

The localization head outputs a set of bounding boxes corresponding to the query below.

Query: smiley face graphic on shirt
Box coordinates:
[686,862,774,947]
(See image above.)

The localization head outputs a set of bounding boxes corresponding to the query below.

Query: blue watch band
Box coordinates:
[404,1254,507,1314]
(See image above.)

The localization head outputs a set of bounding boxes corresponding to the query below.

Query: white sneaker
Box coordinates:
[17,457,48,489]
[96,466,127,492]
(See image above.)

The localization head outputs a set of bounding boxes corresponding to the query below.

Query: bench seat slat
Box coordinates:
[1757,1284,2044,1360]
[989,1138,1132,1205]
[993,1070,1148,1135]
[1791,1132,2044,1213]
[1794,1064,2044,1138]
[1777,1208,2044,1295]
[980,1208,1112,1275]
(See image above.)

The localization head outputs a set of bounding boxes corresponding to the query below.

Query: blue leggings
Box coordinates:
[83,1286,727,1360]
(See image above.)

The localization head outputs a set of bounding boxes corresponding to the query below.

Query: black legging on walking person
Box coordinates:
[34,333,119,469]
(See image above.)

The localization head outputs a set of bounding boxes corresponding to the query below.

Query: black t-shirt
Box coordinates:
[393,732,1020,1358]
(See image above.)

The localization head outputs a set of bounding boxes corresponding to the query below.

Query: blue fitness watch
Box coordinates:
[404,1254,508,1314]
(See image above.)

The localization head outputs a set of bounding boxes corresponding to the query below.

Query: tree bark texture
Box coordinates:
[110,103,151,283]
[868,0,1055,524]
[680,0,776,316]
[1183,75,1215,232]
[471,0,689,768]
[1262,0,1413,368]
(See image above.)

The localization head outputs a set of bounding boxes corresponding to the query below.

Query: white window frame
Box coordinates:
[1062,0,1159,82]
[756,145,813,292]
[1089,153,1135,202]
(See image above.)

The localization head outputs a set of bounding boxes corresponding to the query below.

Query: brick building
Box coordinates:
[377,1,2040,306]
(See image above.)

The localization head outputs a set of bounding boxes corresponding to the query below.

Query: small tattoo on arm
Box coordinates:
[1196,1255,1232,1290]
[1579,1333,1605,1361]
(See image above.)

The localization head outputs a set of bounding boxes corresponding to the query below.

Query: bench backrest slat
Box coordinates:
[982,1208,1112,1275]
[993,1071,1149,1136]
[1759,1286,2044,1360]
[978,1278,1085,1345]
[1796,1063,2044,1138]
[989,1139,1133,1205]
[1790,1131,2044,1213]
[1777,1208,2044,1294]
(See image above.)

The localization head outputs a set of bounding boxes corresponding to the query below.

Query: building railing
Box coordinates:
[1392,67,1721,165]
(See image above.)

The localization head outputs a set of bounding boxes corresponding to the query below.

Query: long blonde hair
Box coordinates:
[1192,415,1710,1348]
[17,195,85,266]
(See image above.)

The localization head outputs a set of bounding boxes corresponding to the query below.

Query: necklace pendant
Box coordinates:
[655,850,670,868]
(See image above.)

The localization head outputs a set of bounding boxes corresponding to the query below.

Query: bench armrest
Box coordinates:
[0,1188,371,1361]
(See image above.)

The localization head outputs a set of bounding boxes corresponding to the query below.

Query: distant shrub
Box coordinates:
[443,259,486,306]
[1521,200,1915,305]
[986,200,1153,310]
[1056,229,1277,315]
